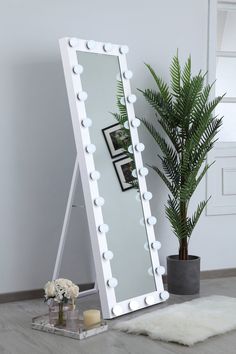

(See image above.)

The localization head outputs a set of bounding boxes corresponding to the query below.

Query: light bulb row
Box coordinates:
[69,38,129,55]
[111,291,169,316]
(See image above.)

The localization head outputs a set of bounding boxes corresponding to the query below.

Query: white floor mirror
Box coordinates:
[55,37,169,319]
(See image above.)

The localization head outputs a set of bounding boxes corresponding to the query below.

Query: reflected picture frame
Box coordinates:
[113,156,135,191]
[102,123,128,158]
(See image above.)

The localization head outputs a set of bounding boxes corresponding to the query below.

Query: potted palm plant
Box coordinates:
[139,54,224,294]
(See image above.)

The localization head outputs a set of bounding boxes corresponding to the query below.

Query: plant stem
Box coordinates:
[179,200,188,260]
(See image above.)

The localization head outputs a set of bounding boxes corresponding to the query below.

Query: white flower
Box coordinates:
[68,285,80,299]
[44,281,55,298]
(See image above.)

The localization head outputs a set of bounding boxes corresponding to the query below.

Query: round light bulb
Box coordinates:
[160,291,170,301]
[77,91,88,101]
[107,278,118,288]
[131,119,140,128]
[124,121,129,129]
[98,224,109,234]
[135,143,145,152]
[120,97,125,106]
[103,250,114,261]
[103,43,112,52]
[112,305,123,316]
[69,38,79,47]
[119,45,129,54]
[155,266,165,276]
[81,118,92,128]
[151,240,161,250]
[94,197,105,207]
[145,295,155,306]
[85,144,96,154]
[147,216,157,225]
[127,94,137,104]
[123,70,133,79]
[73,65,83,75]
[90,171,100,181]
[139,167,149,176]
[139,218,145,226]
[143,191,152,201]
[129,300,139,311]
[86,40,96,50]
[128,145,133,154]
[131,169,137,178]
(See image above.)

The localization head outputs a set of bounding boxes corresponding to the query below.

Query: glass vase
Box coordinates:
[48,300,70,326]
[57,303,65,327]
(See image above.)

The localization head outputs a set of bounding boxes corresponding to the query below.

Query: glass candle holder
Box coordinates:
[66,309,79,332]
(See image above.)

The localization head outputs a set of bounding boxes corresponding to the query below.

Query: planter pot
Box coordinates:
[167,255,200,295]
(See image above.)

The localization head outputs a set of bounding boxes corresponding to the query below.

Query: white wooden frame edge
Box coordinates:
[54,37,166,319]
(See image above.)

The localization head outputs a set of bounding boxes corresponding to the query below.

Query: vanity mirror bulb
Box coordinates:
[112,305,123,316]
[151,240,161,250]
[123,70,133,80]
[143,191,152,201]
[128,145,133,154]
[94,197,105,207]
[69,37,79,47]
[131,118,140,128]
[127,94,137,104]
[131,169,137,178]
[139,167,149,177]
[120,97,126,106]
[145,295,155,306]
[107,278,118,288]
[135,143,145,152]
[124,121,129,130]
[147,216,157,225]
[81,118,92,128]
[85,144,96,154]
[155,266,165,276]
[90,170,100,181]
[119,45,129,54]
[77,91,88,101]
[86,40,96,50]
[129,300,139,311]
[73,65,83,75]
[148,267,153,276]
[103,43,112,52]
[103,250,114,261]
[98,224,109,234]
[160,291,170,301]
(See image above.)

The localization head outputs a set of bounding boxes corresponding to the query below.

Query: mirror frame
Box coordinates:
[59,37,168,318]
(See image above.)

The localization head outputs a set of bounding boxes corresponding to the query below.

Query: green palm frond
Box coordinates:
[139,53,224,259]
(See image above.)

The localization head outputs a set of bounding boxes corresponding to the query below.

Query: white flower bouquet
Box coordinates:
[44,278,79,309]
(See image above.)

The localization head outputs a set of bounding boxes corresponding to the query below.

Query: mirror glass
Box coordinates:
[77,51,156,302]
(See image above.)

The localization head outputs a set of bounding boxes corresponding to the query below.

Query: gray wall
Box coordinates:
[0,0,235,293]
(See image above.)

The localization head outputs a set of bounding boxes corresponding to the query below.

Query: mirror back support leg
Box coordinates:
[52,155,98,297]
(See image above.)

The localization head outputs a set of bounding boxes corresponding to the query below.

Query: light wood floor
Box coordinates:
[0,277,236,354]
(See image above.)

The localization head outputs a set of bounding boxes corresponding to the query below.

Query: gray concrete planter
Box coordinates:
[167,255,200,295]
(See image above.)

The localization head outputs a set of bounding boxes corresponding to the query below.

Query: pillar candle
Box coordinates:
[83,309,101,328]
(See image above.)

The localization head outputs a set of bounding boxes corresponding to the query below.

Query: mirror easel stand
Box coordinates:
[52,154,98,297]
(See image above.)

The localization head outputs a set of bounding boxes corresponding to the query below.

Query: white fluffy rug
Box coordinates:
[114,296,236,346]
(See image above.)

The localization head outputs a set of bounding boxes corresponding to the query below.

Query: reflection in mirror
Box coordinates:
[77,51,156,302]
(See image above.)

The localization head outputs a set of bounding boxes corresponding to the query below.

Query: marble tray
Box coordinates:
[32,314,108,340]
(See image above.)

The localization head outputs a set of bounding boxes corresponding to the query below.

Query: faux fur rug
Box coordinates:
[114,296,236,346]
